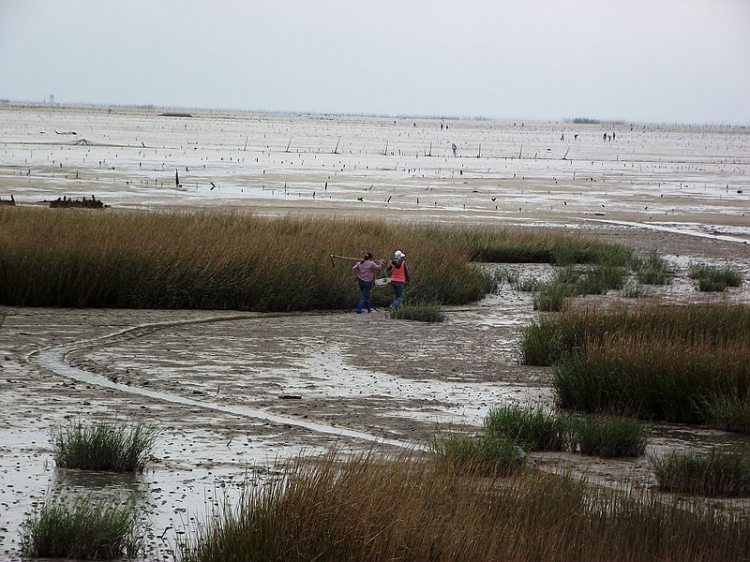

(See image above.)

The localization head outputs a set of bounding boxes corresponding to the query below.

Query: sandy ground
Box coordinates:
[1,105,750,560]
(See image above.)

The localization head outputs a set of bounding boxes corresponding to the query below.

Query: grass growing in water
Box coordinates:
[484,406,569,451]
[688,264,743,292]
[430,433,527,476]
[51,421,159,473]
[634,250,673,285]
[532,264,627,311]
[177,449,750,562]
[484,406,647,458]
[651,448,750,497]
[570,415,647,458]
[21,498,140,559]
[389,300,445,322]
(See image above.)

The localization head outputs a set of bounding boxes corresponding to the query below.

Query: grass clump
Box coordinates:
[177,449,750,562]
[651,449,750,497]
[484,406,647,458]
[689,264,743,292]
[634,250,673,285]
[431,433,527,476]
[389,300,445,322]
[569,416,647,458]
[700,390,750,434]
[21,498,140,559]
[484,405,569,451]
[51,421,159,473]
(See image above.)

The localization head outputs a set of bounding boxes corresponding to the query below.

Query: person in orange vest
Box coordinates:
[351,252,385,313]
[386,250,410,309]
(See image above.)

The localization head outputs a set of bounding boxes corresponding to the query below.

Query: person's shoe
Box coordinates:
[368,308,375,313]
[356,310,363,314]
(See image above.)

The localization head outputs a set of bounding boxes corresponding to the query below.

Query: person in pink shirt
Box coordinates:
[351,252,385,313]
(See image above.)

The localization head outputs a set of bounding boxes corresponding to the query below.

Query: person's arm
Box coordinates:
[351,262,360,281]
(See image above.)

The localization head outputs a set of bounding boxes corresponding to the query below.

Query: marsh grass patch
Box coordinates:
[650,448,750,497]
[689,264,743,292]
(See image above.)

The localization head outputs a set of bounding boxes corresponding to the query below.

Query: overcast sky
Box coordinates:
[1,0,748,124]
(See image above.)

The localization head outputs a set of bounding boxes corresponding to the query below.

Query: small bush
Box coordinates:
[651,449,750,497]
[485,406,570,451]
[431,433,527,476]
[389,300,445,322]
[689,264,743,292]
[20,498,140,559]
[51,421,160,473]
[570,416,647,458]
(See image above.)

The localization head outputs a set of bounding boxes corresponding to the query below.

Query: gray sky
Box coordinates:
[1,0,749,124]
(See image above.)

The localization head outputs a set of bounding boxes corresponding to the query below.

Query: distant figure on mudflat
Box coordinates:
[452,143,457,156]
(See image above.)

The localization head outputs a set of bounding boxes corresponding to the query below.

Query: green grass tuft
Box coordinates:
[569,416,647,458]
[51,421,160,473]
[651,448,750,497]
[484,406,569,451]
[21,497,141,559]
[390,300,445,322]
[430,433,527,476]
[689,264,743,292]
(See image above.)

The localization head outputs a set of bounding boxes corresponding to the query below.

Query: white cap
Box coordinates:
[394,250,406,260]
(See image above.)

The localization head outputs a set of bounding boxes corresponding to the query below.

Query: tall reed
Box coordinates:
[0,208,633,311]
[553,336,750,422]
[521,303,750,366]
[177,450,750,562]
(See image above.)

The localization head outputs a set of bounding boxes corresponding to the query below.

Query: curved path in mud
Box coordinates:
[28,313,426,451]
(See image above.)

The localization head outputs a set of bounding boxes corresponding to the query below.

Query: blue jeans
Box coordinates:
[391,282,405,309]
[356,279,373,312]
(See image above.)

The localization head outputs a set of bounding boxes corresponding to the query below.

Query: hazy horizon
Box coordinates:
[2,0,749,125]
